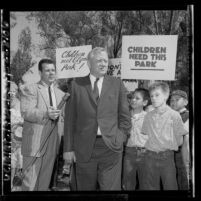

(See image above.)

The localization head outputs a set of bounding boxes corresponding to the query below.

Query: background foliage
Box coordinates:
[11,9,192,94]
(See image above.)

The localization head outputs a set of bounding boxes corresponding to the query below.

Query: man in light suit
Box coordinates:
[63,47,131,190]
[20,59,65,191]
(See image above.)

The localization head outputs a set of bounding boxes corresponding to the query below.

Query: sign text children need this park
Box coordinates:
[121,35,178,80]
[56,45,92,78]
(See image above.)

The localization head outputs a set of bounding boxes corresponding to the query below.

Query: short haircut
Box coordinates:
[148,81,170,96]
[131,88,150,101]
[38,59,55,72]
[171,90,188,100]
[128,88,151,110]
[87,47,108,60]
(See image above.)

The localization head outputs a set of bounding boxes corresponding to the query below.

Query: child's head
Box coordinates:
[170,90,188,111]
[129,88,150,111]
[148,82,170,109]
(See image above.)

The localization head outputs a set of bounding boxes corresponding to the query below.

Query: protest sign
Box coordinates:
[107,58,121,77]
[121,35,178,80]
[56,45,92,78]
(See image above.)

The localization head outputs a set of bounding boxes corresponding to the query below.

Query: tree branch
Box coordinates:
[134,12,156,35]
[48,12,63,30]
[114,18,123,58]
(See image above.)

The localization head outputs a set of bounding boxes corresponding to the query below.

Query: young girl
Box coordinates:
[122,88,150,190]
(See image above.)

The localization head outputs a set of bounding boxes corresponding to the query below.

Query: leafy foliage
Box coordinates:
[10,27,36,85]
[26,10,191,93]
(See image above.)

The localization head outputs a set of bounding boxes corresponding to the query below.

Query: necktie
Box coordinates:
[93,78,99,102]
[48,86,53,106]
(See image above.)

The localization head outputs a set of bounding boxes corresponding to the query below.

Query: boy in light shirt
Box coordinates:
[122,88,150,190]
[141,82,188,190]
[170,90,190,190]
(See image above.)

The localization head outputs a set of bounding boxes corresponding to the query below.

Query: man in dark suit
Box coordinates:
[20,59,65,191]
[63,47,131,190]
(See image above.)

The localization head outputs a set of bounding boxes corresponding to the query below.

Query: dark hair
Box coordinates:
[128,88,151,110]
[38,59,55,72]
[134,88,150,102]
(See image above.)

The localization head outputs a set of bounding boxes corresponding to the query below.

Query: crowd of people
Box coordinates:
[10,47,190,191]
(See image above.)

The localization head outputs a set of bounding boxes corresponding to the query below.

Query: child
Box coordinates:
[170,90,190,190]
[141,82,188,190]
[122,88,150,190]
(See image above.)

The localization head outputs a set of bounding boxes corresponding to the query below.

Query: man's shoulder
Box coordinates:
[23,82,38,88]
[74,76,89,83]
[105,75,121,82]
[104,76,123,89]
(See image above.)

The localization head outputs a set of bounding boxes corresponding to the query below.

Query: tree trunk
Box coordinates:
[168,10,174,34]
[138,11,142,30]
[153,10,159,35]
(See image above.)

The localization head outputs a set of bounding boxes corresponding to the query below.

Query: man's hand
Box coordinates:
[47,106,61,120]
[63,151,76,164]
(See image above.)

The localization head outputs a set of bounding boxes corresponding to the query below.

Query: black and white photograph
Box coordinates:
[1,5,195,200]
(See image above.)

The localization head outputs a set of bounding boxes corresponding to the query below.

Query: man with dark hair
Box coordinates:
[38,59,55,72]
[20,58,65,191]
[63,47,131,190]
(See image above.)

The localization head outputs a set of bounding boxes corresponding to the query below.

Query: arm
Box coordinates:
[141,114,149,135]
[20,84,48,124]
[181,119,190,176]
[173,113,188,147]
[181,134,190,173]
[118,80,132,142]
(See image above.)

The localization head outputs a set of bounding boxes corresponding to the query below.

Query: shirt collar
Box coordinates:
[154,105,169,115]
[89,74,104,84]
[131,110,146,120]
[179,107,187,113]
[41,80,55,89]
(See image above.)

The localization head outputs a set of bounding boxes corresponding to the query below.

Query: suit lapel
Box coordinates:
[85,75,112,105]
[99,75,111,100]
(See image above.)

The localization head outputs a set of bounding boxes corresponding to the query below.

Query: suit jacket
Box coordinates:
[63,75,131,163]
[20,81,65,157]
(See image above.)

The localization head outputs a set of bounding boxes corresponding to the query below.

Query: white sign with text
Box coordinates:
[121,35,178,80]
[56,45,92,78]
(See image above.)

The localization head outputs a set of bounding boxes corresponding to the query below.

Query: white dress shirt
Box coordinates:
[41,81,57,108]
[89,74,104,135]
